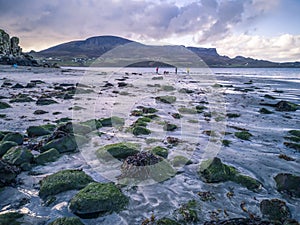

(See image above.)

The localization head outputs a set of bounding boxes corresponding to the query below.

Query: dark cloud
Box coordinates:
[0,0,276,50]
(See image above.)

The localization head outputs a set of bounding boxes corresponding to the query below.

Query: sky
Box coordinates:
[0,0,299,62]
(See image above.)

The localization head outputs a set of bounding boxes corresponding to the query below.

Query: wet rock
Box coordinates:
[25,82,36,88]
[34,148,60,165]
[155,96,176,104]
[0,141,18,157]
[99,116,124,127]
[199,157,261,191]
[132,126,151,136]
[96,142,139,161]
[9,94,35,103]
[33,109,48,115]
[284,142,300,151]
[163,123,177,131]
[275,101,299,112]
[0,212,24,225]
[178,107,198,114]
[166,136,179,145]
[2,132,24,144]
[48,217,85,225]
[0,101,11,109]
[174,200,199,223]
[235,131,252,140]
[151,146,168,158]
[260,199,291,222]
[27,124,56,137]
[80,119,102,130]
[39,169,94,200]
[274,173,300,198]
[72,123,93,135]
[69,182,128,218]
[12,83,24,89]
[2,146,33,166]
[36,97,58,105]
[0,159,20,187]
[156,218,181,225]
[288,130,300,138]
[204,218,278,225]
[172,155,192,167]
[259,108,273,114]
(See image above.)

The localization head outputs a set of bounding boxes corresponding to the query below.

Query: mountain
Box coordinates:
[34,35,300,68]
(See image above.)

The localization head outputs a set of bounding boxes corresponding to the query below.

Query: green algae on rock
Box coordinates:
[100,116,124,127]
[235,131,252,140]
[199,157,261,191]
[259,108,273,114]
[260,199,291,223]
[274,173,300,198]
[0,212,23,225]
[132,126,151,136]
[27,124,56,137]
[2,146,33,166]
[0,101,11,109]
[172,155,192,167]
[69,182,128,217]
[175,199,199,223]
[156,218,181,225]
[34,148,60,165]
[151,146,169,158]
[0,159,20,187]
[2,132,24,145]
[96,142,140,161]
[39,169,94,199]
[48,217,84,225]
[163,123,177,131]
[155,96,176,104]
[275,101,299,112]
[0,141,18,157]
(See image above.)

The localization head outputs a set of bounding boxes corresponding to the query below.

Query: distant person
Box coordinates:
[175,67,177,74]
[187,68,190,74]
[156,67,159,74]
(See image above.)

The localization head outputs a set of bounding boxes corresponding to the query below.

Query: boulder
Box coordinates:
[0,101,11,109]
[99,116,124,127]
[9,94,34,103]
[48,217,84,225]
[36,98,58,105]
[2,146,33,166]
[151,146,168,158]
[155,96,176,104]
[260,199,291,222]
[39,169,94,199]
[69,182,128,217]
[0,212,24,225]
[33,109,48,115]
[2,132,24,145]
[156,218,181,225]
[0,141,18,157]
[27,124,55,137]
[96,142,139,161]
[274,173,300,198]
[275,101,299,112]
[172,155,192,167]
[0,159,20,187]
[34,148,60,165]
[132,126,151,136]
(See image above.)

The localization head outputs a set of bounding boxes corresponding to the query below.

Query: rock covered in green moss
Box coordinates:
[151,146,168,158]
[0,141,18,157]
[80,119,102,130]
[156,218,181,225]
[155,96,176,104]
[259,108,273,114]
[0,212,23,225]
[69,182,128,217]
[2,132,24,145]
[260,199,291,222]
[274,173,300,198]
[39,169,94,199]
[27,124,56,137]
[275,101,299,112]
[0,159,20,187]
[0,101,11,109]
[2,146,33,166]
[132,126,151,136]
[34,148,60,165]
[163,123,177,131]
[36,98,58,105]
[235,131,252,140]
[100,116,124,127]
[48,217,84,225]
[199,157,261,191]
[172,156,192,167]
[9,94,34,103]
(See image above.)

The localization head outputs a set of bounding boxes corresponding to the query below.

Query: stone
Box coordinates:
[172,156,192,167]
[12,83,24,89]
[235,131,252,140]
[34,148,60,165]
[9,94,34,103]
[0,159,20,187]
[151,146,168,158]
[259,108,273,114]
[72,123,93,135]
[39,169,94,199]
[260,199,291,222]
[48,217,84,225]
[132,126,151,136]
[288,130,300,138]
[69,182,128,217]
[0,101,11,109]
[0,212,23,225]
[175,200,199,223]
[80,119,102,130]
[36,98,58,105]
[275,101,299,112]
[27,124,55,137]
[156,218,181,225]
[33,110,48,115]
[155,96,176,104]
[2,146,33,166]
[99,116,124,127]
[0,141,18,157]
[0,29,10,55]
[274,173,300,198]
[204,218,279,225]
[163,123,177,131]
[2,132,24,144]
[96,142,140,161]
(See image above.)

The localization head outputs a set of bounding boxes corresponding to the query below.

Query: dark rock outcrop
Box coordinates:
[0,159,20,187]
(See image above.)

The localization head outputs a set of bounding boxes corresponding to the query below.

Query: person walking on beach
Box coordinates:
[175,67,177,74]
[156,66,159,74]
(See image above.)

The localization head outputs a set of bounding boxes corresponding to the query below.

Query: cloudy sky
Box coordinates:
[0,0,299,62]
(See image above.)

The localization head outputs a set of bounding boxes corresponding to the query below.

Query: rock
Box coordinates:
[33,109,48,115]
[156,218,181,225]
[99,116,124,127]
[275,101,299,112]
[0,101,11,109]
[260,199,291,222]
[80,119,102,130]
[259,108,273,114]
[9,94,34,103]
[48,217,84,225]
[284,142,300,151]
[36,98,58,105]
[0,212,24,225]
[0,141,18,157]
[132,126,151,136]
[175,200,199,223]
[34,148,60,165]
[96,142,140,161]
[199,157,261,191]
[0,159,20,187]
[0,29,11,55]
[155,96,176,104]
[204,218,278,225]
[151,146,169,158]
[27,124,55,137]
[39,169,94,200]
[274,173,300,197]
[163,123,177,131]
[235,131,252,140]
[2,132,24,145]
[172,156,192,167]
[72,123,93,135]
[12,83,24,89]
[2,146,33,166]
[69,182,128,217]
[288,130,300,138]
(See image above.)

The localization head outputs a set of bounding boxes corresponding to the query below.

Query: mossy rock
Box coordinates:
[100,116,124,127]
[260,199,291,222]
[0,101,11,109]
[176,200,199,223]
[235,131,252,140]
[9,95,35,103]
[172,113,182,119]
[69,182,128,217]
[195,105,207,113]
[222,139,231,147]
[274,173,300,198]
[0,212,23,225]
[259,108,273,114]
[34,148,60,165]
[0,141,18,157]
[80,119,102,130]
[2,132,24,145]
[36,98,58,105]
[33,109,48,115]
[96,142,140,161]
[2,146,33,166]
[42,134,88,153]
[227,113,241,118]
[172,156,192,167]
[27,124,56,137]
[155,96,176,104]
[156,218,181,225]
[288,130,300,138]
[72,123,93,135]
[264,94,276,99]
[141,107,158,114]
[39,169,94,199]
[137,117,152,123]
[284,142,300,151]
[285,136,300,143]
[163,123,177,131]
[178,107,197,114]
[199,157,261,191]
[275,101,299,112]
[161,85,176,91]
[48,217,84,225]
[151,146,168,158]
[133,126,151,136]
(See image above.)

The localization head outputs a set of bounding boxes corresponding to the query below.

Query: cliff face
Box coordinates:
[0,29,38,66]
